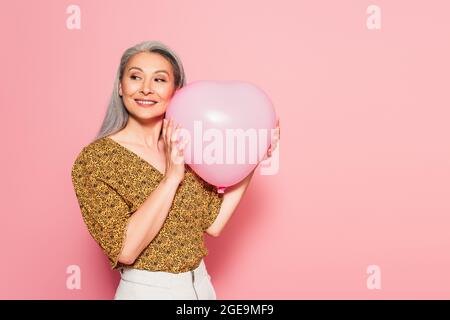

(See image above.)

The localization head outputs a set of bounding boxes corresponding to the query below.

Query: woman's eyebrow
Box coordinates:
[128,67,144,72]
[127,67,169,75]
[154,70,169,75]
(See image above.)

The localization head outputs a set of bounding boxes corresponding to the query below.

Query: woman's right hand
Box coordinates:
[162,117,189,185]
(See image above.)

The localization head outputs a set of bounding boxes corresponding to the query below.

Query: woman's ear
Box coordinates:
[118,82,123,97]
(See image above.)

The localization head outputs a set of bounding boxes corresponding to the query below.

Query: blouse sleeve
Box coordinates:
[202,184,224,232]
[71,159,134,270]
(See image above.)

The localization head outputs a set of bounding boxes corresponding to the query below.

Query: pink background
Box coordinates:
[1,0,449,299]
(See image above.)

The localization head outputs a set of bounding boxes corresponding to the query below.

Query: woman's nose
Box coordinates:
[141,80,154,94]
[141,87,152,94]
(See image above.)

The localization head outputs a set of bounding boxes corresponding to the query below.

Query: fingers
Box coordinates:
[177,135,190,155]
[171,124,180,143]
[274,118,280,142]
[171,134,189,165]
[270,119,280,139]
[174,126,190,156]
[166,118,173,145]
[163,117,178,149]
[162,119,167,144]
[164,118,188,158]
[267,118,280,158]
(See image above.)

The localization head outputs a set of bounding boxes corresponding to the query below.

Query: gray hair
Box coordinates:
[94,40,186,141]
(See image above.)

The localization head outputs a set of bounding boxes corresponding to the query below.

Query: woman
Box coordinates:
[71,40,280,300]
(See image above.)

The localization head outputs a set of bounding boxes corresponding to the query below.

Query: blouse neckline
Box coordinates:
[103,136,165,177]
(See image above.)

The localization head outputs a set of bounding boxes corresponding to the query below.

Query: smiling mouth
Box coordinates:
[135,99,158,106]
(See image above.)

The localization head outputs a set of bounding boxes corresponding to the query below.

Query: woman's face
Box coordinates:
[119,51,177,121]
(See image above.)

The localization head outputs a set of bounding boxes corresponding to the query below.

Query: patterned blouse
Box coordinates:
[71,136,223,273]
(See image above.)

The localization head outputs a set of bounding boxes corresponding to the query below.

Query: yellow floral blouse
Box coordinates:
[71,136,223,273]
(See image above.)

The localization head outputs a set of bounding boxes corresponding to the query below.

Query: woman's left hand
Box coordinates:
[264,118,280,160]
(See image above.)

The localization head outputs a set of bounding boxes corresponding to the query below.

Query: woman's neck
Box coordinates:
[115,116,164,151]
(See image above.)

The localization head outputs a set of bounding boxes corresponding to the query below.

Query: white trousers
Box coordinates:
[114,259,217,300]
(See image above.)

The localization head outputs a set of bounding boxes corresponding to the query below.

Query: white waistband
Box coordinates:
[119,259,208,288]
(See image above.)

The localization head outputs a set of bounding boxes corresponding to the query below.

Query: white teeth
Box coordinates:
[136,100,156,105]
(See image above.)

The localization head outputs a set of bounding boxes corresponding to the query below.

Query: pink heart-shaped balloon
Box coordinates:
[165,80,276,192]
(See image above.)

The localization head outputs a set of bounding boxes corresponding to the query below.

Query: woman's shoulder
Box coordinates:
[71,137,112,177]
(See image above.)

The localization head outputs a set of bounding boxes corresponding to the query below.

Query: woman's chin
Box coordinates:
[131,110,165,122]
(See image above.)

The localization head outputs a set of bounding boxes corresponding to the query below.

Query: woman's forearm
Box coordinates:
[206,120,279,236]
[206,169,256,236]
[118,177,180,265]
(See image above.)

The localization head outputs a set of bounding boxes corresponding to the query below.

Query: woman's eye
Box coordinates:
[130,75,141,80]
[155,78,166,82]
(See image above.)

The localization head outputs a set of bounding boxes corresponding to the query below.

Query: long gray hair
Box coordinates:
[94,40,186,141]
